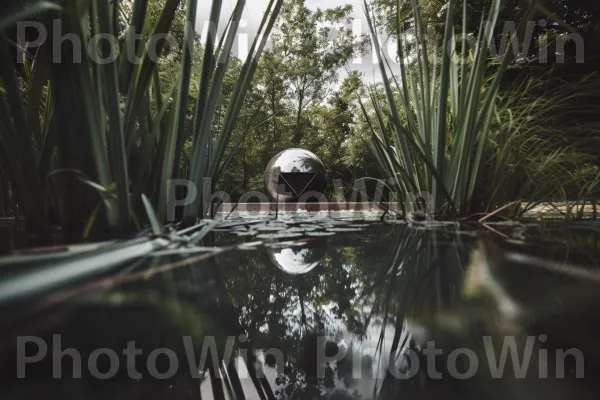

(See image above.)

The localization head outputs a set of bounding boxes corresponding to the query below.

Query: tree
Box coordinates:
[271,0,368,146]
[303,72,365,186]
[213,0,373,200]
[371,0,600,68]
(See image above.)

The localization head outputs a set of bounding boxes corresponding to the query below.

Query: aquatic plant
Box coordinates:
[361,0,600,217]
[0,0,283,242]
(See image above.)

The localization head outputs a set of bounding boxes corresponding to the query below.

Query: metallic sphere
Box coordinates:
[264,148,327,202]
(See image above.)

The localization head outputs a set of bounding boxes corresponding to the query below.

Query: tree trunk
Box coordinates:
[292,90,305,146]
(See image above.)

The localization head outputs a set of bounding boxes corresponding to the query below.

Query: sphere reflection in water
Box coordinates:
[264,148,327,202]
[267,241,327,275]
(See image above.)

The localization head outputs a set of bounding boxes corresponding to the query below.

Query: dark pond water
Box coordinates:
[2,219,600,400]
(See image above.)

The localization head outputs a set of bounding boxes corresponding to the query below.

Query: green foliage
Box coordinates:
[0,0,283,242]
[362,0,600,217]
[3,0,600,248]
[472,71,600,215]
[271,0,369,146]
[212,0,370,200]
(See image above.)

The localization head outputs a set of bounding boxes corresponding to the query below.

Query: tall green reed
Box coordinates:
[361,0,560,217]
[0,0,283,242]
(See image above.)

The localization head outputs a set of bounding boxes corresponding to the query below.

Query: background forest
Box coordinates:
[159,0,600,205]
[2,0,600,244]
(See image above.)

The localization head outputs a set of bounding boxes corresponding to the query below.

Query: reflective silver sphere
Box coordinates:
[264,148,327,202]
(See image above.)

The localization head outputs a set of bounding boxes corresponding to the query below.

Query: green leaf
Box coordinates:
[123,0,181,136]
[95,0,132,231]
[185,0,285,219]
[158,0,199,221]
[83,201,103,240]
[142,194,164,235]
[0,1,62,31]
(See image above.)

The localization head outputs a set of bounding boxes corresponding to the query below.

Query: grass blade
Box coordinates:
[142,193,164,235]
[96,0,132,230]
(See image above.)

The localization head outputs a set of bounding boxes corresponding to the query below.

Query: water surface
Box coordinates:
[2,219,600,399]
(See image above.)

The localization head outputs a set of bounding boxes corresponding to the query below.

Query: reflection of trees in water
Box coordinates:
[219,226,461,399]
[0,226,468,400]
[7,225,600,400]
[217,230,390,396]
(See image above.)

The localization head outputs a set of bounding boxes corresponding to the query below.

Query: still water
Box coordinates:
[2,219,600,399]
